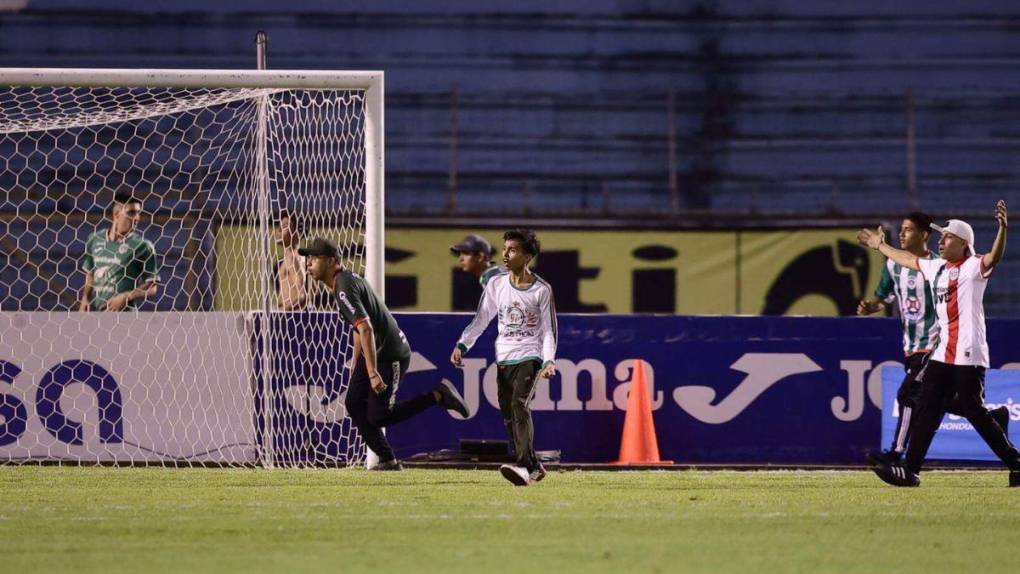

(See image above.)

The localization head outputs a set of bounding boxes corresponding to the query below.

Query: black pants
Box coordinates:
[497,360,541,472]
[904,360,1020,473]
[889,353,964,453]
[344,355,435,463]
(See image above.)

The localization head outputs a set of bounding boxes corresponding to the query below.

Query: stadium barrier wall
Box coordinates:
[3,312,1019,465]
[389,313,1020,464]
[0,312,256,464]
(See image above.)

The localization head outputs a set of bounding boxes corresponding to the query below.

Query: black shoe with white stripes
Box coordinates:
[371,459,404,471]
[866,449,902,467]
[873,462,920,487]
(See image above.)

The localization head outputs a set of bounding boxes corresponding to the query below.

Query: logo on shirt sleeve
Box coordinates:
[337,292,357,316]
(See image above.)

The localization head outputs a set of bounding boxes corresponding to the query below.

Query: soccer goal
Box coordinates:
[0,68,384,468]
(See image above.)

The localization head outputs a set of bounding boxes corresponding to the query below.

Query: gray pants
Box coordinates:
[497,360,541,472]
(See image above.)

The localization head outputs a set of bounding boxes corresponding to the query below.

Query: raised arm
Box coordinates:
[278,247,307,311]
[858,226,920,271]
[982,200,1007,270]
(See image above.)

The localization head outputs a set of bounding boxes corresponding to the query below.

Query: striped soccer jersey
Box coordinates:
[874,252,939,356]
[456,272,558,366]
[917,255,995,367]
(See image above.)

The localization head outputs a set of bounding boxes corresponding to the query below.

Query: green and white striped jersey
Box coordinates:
[874,252,939,356]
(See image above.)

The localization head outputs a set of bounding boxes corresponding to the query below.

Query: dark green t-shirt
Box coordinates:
[82,230,159,310]
[333,269,411,363]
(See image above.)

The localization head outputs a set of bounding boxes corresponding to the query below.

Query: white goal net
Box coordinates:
[0,69,384,467]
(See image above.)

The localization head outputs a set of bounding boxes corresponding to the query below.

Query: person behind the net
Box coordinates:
[300,237,469,470]
[78,192,159,312]
[451,233,505,288]
[858,200,1020,487]
[275,210,307,311]
[449,229,558,486]
[857,212,1009,466]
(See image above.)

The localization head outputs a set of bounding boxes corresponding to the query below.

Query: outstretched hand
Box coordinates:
[995,199,1008,229]
[856,226,886,250]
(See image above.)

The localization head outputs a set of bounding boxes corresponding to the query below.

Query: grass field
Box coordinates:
[1,467,1018,573]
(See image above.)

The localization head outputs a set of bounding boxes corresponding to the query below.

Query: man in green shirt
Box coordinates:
[301,237,469,470]
[79,193,159,311]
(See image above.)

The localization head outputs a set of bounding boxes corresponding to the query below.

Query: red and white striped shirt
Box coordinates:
[917,255,995,367]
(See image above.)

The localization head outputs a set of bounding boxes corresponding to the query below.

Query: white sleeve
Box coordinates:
[539,284,558,365]
[456,279,499,353]
[916,257,944,283]
[970,255,993,281]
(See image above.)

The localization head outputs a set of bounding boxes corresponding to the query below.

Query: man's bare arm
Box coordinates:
[982,200,1007,270]
[858,227,921,271]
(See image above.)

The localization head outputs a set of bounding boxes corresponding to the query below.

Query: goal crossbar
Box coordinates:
[0,68,383,90]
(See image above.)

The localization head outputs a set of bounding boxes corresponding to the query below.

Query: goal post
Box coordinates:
[0,68,384,468]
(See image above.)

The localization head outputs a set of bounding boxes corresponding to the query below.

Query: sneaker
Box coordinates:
[499,464,531,486]
[371,459,404,471]
[435,380,470,418]
[529,465,547,483]
[873,462,920,487]
[866,449,902,467]
[1010,471,1020,488]
[992,406,1010,436]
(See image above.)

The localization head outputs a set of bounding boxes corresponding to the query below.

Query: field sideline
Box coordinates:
[2,467,1018,573]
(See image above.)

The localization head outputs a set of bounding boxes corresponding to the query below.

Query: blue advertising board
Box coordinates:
[881,366,1020,462]
[257,313,1020,465]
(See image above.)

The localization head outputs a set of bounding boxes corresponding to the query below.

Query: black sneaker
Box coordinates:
[371,459,404,471]
[1010,471,1020,488]
[529,465,547,483]
[992,406,1010,435]
[867,449,902,467]
[873,462,920,487]
[435,380,470,418]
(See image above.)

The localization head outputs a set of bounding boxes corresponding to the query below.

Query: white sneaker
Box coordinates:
[499,464,531,486]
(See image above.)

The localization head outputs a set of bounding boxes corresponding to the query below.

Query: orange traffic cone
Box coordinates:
[615,360,672,465]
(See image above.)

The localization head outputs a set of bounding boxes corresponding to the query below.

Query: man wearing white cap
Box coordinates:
[858,200,1019,487]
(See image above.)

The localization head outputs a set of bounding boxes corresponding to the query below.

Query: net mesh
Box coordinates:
[0,82,370,467]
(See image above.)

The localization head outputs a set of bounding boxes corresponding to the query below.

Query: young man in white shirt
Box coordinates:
[450,229,558,486]
[859,200,1020,487]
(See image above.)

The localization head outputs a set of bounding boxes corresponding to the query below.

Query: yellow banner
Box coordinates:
[384,228,884,315]
[214,226,885,315]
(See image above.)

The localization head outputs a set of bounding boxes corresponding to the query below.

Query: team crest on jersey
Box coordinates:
[903,296,923,321]
[118,243,130,255]
[949,267,960,281]
[907,278,917,289]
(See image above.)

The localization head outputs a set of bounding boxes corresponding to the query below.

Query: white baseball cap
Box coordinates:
[930,219,975,246]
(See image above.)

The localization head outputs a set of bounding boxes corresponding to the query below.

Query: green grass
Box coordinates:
[1,468,1018,573]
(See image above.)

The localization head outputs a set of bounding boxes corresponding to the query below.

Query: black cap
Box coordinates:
[449,234,492,256]
[298,237,341,259]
